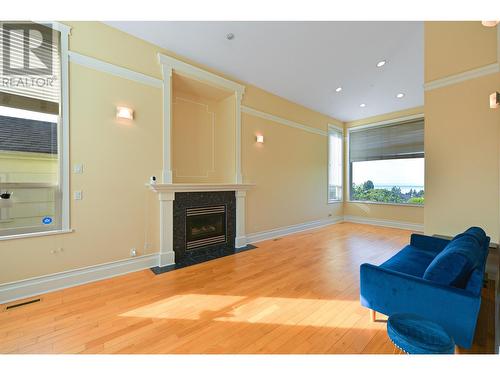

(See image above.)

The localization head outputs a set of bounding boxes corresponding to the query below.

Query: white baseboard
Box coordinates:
[247,217,343,244]
[0,253,159,304]
[343,215,424,232]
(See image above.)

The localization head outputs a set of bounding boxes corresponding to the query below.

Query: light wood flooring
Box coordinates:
[0,222,495,354]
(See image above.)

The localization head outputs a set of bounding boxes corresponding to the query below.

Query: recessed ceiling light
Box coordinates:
[226,33,235,40]
[360,103,366,108]
[335,87,342,93]
[376,60,386,68]
[396,93,405,99]
[481,21,499,27]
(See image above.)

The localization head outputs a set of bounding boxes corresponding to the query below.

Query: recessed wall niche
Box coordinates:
[172,73,236,183]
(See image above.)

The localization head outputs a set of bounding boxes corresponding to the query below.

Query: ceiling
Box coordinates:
[105,21,423,122]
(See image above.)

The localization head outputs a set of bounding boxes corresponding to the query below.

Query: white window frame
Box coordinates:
[346,114,425,207]
[0,21,72,240]
[327,124,344,203]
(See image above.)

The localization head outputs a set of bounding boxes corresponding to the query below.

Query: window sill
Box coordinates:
[347,200,424,208]
[0,229,74,241]
[328,200,343,204]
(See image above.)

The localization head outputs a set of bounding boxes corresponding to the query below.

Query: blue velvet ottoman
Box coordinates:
[387,313,455,354]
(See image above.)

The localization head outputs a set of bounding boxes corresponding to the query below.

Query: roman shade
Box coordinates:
[349,118,424,162]
[0,22,60,114]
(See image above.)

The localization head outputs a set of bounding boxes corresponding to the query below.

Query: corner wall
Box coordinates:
[424,21,500,242]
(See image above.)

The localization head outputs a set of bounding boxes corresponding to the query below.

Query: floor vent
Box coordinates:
[4,298,41,311]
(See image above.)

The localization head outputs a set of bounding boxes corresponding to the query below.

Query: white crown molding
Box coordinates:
[241,106,328,137]
[343,215,424,232]
[424,63,500,92]
[158,53,245,96]
[68,51,162,88]
[347,113,424,132]
[0,253,159,304]
[246,217,343,244]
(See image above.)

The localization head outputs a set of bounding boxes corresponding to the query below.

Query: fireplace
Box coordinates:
[173,191,236,262]
[186,205,226,250]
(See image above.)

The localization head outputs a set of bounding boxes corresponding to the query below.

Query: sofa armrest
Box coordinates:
[360,263,481,348]
[410,233,449,254]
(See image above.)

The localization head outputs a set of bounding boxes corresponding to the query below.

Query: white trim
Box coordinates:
[327,124,344,204]
[242,105,328,137]
[59,23,71,232]
[157,53,245,96]
[347,200,423,208]
[148,183,255,193]
[0,253,159,304]
[424,63,500,91]
[347,113,424,132]
[247,217,343,244]
[160,64,173,183]
[235,92,244,184]
[68,51,162,88]
[343,215,423,232]
[0,229,73,242]
[41,21,71,35]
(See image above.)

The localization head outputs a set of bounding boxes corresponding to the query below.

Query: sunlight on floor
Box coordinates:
[120,294,244,319]
[120,294,383,329]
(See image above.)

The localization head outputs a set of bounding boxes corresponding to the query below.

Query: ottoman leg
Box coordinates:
[371,309,376,322]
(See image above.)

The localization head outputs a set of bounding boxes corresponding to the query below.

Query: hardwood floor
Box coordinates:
[0,222,494,354]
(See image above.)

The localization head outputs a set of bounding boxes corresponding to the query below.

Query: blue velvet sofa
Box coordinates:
[360,227,490,348]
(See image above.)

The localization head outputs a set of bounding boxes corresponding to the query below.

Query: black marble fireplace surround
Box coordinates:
[173,191,236,262]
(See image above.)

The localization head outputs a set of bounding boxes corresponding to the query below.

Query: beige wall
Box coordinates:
[344,107,425,225]
[0,58,163,284]
[242,112,342,234]
[424,22,500,242]
[425,22,498,82]
[172,90,235,183]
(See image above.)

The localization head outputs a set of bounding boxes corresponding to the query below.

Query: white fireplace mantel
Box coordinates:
[148,183,255,194]
[148,183,255,268]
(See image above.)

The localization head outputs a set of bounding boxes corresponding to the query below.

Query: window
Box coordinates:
[328,125,343,202]
[0,21,69,237]
[348,117,424,205]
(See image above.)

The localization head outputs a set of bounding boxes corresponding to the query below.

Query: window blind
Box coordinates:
[0,22,60,114]
[349,118,424,162]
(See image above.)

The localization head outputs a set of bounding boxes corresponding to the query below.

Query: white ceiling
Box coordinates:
[105,21,423,122]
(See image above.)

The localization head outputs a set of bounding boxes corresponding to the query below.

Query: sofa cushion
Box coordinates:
[423,233,482,288]
[380,245,436,277]
[453,227,487,247]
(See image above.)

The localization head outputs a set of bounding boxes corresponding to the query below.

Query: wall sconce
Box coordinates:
[490,92,499,109]
[116,106,134,120]
[256,135,264,143]
[481,21,499,27]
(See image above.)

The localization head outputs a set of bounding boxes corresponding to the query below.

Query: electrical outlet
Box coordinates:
[144,242,151,250]
[328,213,333,217]
[74,191,83,200]
[73,164,84,174]
[130,248,137,257]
